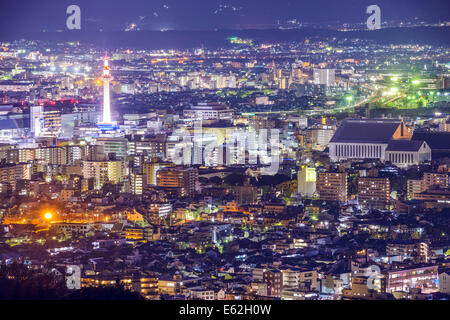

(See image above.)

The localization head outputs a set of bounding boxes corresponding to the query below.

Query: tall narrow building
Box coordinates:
[101,57,113,124]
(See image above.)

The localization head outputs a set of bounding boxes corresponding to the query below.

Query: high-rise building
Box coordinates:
[156,166,197,197]
[38,106,61,137]
[311,126,336,151]
[95,137,128,159]
[317,172,348,202]
[128,135,166,158]
[65,145,83,165]
[35,147,67,165]
[407,179,423,200]
[423,172,449,189]
[358,177,390,209]
[130,172,146,195]
[0,163,31,192]
[82,160,124,189]
[313,68,335,86]
[83,144,106,161]
[262,269,283,298]
[30,105,43,138]
[386,241,429,263]
[407,172,449,199]
[297,166,316,197]
[142,160,174,186]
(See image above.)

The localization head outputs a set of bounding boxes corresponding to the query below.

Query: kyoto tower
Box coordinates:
[101,56,113,124]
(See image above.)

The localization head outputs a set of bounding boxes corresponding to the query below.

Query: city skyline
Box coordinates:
[0,0,449,307]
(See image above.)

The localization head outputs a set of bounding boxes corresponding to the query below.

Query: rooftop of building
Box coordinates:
[189,103,229,110]
[386,140,427,152]
[330,118,403,144]
[412,131,450,150]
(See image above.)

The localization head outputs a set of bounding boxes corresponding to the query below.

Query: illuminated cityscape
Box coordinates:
[0,0,449,306]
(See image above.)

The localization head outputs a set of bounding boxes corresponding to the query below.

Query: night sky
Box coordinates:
[0,0,449,32]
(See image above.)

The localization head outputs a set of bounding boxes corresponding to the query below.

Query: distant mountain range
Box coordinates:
[0,27,448,49]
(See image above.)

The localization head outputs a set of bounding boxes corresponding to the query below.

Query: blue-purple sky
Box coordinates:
[0,0,449,32]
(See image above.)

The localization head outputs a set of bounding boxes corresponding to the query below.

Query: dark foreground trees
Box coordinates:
[0,263,142,300]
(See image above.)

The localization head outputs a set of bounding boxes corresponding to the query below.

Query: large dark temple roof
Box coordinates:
[330,119,402,144]
[412,131,450,151]
[386,140,426,152]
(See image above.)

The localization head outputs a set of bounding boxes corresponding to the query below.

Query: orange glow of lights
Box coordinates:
[44,212,53,220]
[96,79,102,85]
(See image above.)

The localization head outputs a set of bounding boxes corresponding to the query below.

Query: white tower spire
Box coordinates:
[101,56,113,124]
